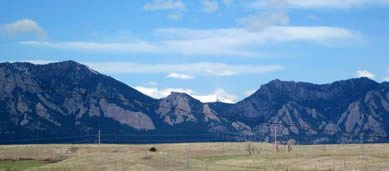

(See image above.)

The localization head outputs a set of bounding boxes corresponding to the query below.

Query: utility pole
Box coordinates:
[274,125,278,152]
[275,125,277,144]
[98,129,101,145]
[360,133,364,159]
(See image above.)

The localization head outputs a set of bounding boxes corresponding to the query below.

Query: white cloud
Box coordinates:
[244,89,257,97]
[167,73,195,79]
[249,0,289,9]
[3,19,47,40]
[135,86,192,99]
[192,88,238,103]
[249,0,389,8]
[287,0,389,8]
[202,0,219,13]
[21,41,163,54]
[222,0,234,7]
[82,62,282,76]
[21,26,360,57]
[244,0,290,31]
[143,0,186,11]
[260,26,358,43]
[356,70,375,79]
[12,60,282,76]
[238,12,289,31]
[134,87,238,103]
[16,60,55,65]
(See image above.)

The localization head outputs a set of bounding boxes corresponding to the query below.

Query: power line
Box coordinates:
[99,132,244,137]
[0,132,387,144]
[0,135,97,143]
[1,78,389,141]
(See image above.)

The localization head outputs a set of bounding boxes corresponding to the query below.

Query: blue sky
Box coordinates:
[1,0,389,103]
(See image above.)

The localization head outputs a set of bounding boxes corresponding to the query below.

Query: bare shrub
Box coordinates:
[246,142,254,155]
[246,142,263,155]
[280,145,286,153]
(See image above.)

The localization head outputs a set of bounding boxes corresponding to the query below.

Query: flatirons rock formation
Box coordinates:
[0,61,388,144]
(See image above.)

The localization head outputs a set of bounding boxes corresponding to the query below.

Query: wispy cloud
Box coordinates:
[244,0,389,33]
[356,70,375,79]
[20,26,360,57]
[82,62,283,76]
[134,87,238,103]
[243,0,290,31]
[143,0,186,11]
[249,0,389,9]
[287,0,389,8]
[202,0,219,13]
[238,12,289,31]
[20,41,162,54]
[14,60,55,65]
[15,60,282,76]
[221,0,234,7]
[2,19,47,40]
[167,73,195,79]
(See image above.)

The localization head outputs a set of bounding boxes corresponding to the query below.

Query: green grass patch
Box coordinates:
[0,160,50,171]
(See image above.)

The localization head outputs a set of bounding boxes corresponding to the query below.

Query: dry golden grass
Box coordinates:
[0,142,389,170]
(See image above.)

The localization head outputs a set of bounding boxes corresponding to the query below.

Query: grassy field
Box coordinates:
[0,142,389,170]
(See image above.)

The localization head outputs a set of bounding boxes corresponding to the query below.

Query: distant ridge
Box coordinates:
[0,61,388,144]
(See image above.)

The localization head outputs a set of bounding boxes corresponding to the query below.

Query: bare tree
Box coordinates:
[246,142,254,155]
[255,143,263,154]
[287,139,296,152]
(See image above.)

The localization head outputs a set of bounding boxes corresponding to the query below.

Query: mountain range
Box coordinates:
[1,61,388,144]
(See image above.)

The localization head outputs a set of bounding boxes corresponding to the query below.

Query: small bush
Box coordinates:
[149,147,157,152]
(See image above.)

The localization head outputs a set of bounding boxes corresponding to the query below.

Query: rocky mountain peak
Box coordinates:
[330,77,378,89]
[165,92,200,103]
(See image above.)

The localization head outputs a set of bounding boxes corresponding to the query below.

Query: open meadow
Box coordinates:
[1,142,389,170]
